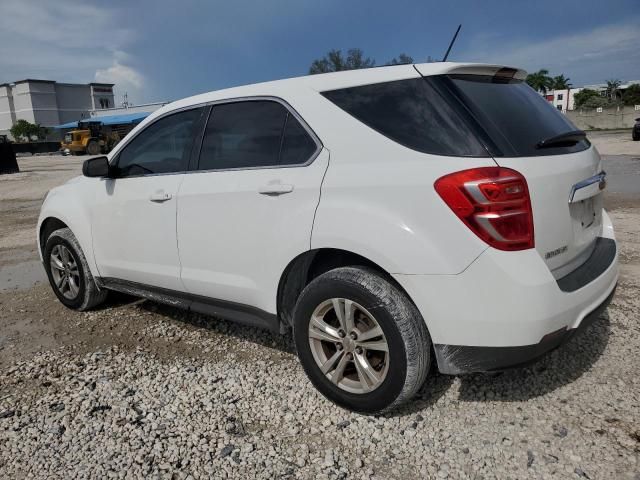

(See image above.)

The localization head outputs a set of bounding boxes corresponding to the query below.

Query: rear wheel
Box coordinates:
[86,140,100,155]
[293,267,431,413]
[633,131,639,141]
[43,228,107,310]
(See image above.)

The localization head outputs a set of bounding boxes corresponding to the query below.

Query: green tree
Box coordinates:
[581,96,611,109]
[309,48,375,74]
[551,74,571,90]
[622,84,640,106]
[573,88,600,108]
[525,69,553,94]
[605,79,622,101]
[9,119,45,142]
[387,53,414,65]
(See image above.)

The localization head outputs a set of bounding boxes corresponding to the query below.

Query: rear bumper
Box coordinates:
[432,285,615,374]
[393,210,618,374]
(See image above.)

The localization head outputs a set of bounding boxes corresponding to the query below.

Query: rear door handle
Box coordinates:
[258,184,294,196]
[149,191,172,202]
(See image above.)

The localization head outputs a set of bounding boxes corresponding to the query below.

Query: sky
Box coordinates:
[1,0,639,105]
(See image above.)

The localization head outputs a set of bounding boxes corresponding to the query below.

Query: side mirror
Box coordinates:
[82,156,110,178]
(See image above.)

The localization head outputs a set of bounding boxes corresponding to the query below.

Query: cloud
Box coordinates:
[0,0,146,101]
[95,52,145,104]
[461,20,640,85]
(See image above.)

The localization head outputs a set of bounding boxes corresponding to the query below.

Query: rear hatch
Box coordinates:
[418,67,604,278]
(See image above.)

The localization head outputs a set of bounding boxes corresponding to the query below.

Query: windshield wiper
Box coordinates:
[536,130,586,149]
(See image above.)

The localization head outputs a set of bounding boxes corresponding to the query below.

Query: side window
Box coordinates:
[280,113,317,165]
[198,100,318,170]
[115,108,202,177]
[199,101,287,170]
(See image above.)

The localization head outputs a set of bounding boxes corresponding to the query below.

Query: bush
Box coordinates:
[581,96,613,109]
[622,84,640,106]
[574,88,600,108]
[9,119,46,142]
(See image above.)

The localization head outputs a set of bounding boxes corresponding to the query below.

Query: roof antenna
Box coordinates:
[442,24,462,62]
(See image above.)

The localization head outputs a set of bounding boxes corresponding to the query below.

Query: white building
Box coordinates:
[0,79,115,137]
[545,80,640,112]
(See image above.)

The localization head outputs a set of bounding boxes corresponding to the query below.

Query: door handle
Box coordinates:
[149,191,172,202]
[258,184,294,196]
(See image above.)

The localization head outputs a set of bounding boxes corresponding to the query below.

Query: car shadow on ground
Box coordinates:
[129,296,296,355]
[456,314,611,402]
[102,293,611,416]
[387,313,611,417]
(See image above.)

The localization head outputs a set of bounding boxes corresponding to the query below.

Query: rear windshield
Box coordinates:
[447,74,590,157]
[322,75,590,158]
[321,78,489,157]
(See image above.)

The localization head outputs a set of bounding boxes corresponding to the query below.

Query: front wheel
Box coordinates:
[43,228,107,310]
[86,140,100,156]
[293,267,431,413]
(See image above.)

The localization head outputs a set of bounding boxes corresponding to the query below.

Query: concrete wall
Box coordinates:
[11,82,37,124]
[55,84,93,124]
[567,105,640,130]
[0,85,16,132]
[27,81,61,127]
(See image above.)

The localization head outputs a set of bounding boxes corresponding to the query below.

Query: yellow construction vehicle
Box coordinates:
[60,121,120,156]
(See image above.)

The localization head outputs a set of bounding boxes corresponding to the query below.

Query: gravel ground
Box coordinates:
[0,135,639,479]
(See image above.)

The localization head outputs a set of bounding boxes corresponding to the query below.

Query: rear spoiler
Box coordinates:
[414,62,527,81]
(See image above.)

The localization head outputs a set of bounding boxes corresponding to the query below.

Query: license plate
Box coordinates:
[579,197,596,229]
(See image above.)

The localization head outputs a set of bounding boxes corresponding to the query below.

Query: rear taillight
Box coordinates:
[434,167,534,251]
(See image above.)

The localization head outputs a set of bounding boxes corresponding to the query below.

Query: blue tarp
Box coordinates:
[53,112,150,129]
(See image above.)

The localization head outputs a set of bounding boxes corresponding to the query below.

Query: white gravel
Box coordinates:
[1,276,639,479]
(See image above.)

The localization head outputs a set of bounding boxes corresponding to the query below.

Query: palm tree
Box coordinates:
[605,79,622,101]
[552,74,571,90]
[525,69,553,94]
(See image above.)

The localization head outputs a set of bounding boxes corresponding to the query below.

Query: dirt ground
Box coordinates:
[0,132,638,478]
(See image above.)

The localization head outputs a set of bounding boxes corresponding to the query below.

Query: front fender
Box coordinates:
[37,177,99,276]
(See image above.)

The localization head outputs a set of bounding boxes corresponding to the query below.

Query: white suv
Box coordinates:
[38,63,618,413]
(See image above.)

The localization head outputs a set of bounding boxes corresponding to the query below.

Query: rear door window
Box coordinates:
[321,78,488,157]
[446,74,590,157]
[199,101,286,170]
[198,100,318,170]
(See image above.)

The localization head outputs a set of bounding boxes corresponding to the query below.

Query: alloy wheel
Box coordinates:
[49,244,81,299]
[308,298,389,394]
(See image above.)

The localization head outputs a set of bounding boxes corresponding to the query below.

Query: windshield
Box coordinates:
[446,74,590,157]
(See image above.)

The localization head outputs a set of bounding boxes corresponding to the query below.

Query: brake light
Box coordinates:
[434,167,534,251]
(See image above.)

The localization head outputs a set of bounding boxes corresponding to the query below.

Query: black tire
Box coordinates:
[86,140,100,156]
[633,132,639,141]
[293,266,431,414]
[43,228,107,310]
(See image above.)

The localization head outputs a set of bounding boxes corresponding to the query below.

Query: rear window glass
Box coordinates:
[280,113,318,165]
[448,75,590,157]
[322,78,488,157]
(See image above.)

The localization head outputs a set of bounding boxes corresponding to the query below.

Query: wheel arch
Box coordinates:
[277,248,422,331]
[39,217,69,256]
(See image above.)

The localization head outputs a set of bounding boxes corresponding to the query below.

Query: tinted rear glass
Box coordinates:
[199,101,287,170]
[448,75,590,157]
[322,78,488,157]
[280,113,318,165]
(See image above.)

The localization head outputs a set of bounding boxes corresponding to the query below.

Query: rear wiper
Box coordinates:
[536,130,586,149]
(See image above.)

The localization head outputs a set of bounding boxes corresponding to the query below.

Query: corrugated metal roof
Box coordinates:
[53,112,149,129]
